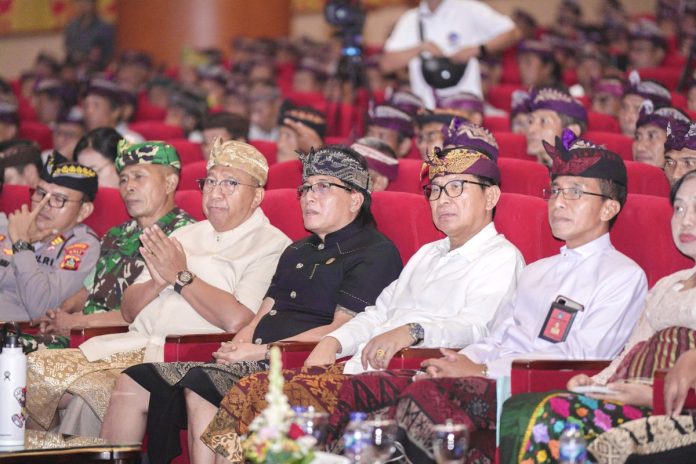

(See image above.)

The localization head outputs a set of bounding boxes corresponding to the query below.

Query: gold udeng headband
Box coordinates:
[425,148,484,180]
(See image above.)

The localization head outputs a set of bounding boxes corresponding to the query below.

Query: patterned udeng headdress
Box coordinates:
[300,145,371,193]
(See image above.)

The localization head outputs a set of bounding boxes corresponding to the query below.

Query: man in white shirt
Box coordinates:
[387,131,647,462]
[381,0,520,109]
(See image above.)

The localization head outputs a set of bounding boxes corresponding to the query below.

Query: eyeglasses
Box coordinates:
[664,157,696,171]
[423,179,489,201]
[296,181,352,199]
[196,178,257,194]
[542,186,610,201]
[30,187,83,209]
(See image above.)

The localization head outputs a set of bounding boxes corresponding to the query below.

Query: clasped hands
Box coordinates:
[139,224,187,286]
[212,340,267,364]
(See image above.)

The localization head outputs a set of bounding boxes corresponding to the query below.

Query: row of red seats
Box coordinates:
[1,185,688,287]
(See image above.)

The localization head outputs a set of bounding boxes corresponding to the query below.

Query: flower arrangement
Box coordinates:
[243,347,316,464]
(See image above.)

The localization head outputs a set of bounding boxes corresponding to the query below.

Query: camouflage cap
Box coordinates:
[207,137,269,187]
[115,140,181,173]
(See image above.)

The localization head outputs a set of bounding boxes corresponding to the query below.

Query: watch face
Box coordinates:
[177,271,193,283]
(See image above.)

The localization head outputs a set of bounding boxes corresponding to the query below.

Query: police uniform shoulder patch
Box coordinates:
[65,243,90,256]
[3,248,12,256]
[60,255,81,271]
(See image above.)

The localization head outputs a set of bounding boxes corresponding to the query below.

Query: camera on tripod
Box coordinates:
[325,0,366,86]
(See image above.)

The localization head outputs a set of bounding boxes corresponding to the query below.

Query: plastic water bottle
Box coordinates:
[0,327,27,448]
[343,411,369,463]
[559,423,587,464]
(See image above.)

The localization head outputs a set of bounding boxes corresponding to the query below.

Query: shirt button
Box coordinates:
[296,263,303,269]
[290,291,297,299]
[269,309,277,316]
[254,338,263,344]
[317,243,325,250]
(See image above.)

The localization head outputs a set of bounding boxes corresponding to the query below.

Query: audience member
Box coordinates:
[276,103,326,163]
[0,152,100,322]
[618,71,672,137]
[632,102,690,168]
[74,127,123,189]
[351,137,399,191]
[665,121,696,185]
[366,104,414,158]
[201,111,250,159]
[0,102,19,143]
[1,140,42,187]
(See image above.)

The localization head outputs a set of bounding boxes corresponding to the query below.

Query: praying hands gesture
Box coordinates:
[139,224,187,285]
[419,348,486,379]
[8,194,56,243]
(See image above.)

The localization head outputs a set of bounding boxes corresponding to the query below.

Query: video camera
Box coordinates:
[325,0,366,86]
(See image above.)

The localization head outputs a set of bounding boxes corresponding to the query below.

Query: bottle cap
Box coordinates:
[3,333,20,348]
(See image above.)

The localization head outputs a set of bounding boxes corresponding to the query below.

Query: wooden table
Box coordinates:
[0,430,140,463]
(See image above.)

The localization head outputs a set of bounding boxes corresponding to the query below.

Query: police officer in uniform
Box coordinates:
[0,151,100,322]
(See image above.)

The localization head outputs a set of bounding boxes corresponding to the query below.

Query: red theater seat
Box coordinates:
[635,66,682,91]
[324,136,348,145]
[129,121,184,140]
[133,95,167,122]
[372,191,442,264]
[84,188,130,237]
[168,139,204,165]
[498,158,549,198]
[612,194,692,287]
[178,161,206,191]
[494,132,530,160]
[260,189,308,241]
[625,160,670,197]
[19,122,53,150]
[174,190,204,221]
[483,116,510,132]
[584,131,633,161]
[487,84,524,112]
[249,140,278,165]
[0,184,31,214]
[587,111,620,133]
[266,160,302,190]
[495,193,558,264]
[672,92,688,112]
[387,159,423,195]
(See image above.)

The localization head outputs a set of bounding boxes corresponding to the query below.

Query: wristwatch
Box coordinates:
[174,270,196,294]
[11,240,34,254]
[407,323,424,345]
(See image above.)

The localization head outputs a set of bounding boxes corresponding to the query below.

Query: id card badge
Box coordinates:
[538,296,584,343]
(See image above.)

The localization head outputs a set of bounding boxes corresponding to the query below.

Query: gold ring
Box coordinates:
[376,349,386,357]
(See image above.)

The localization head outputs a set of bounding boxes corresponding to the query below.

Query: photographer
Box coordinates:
[381,0,520,109]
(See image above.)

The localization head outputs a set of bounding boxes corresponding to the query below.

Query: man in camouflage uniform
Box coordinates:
[28,141,195,351]
[0,152,101,323]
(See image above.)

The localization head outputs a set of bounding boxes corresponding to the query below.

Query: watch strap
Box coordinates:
[11,240,34,254]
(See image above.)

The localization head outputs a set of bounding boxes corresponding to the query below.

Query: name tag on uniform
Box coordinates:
[538,295,584,343]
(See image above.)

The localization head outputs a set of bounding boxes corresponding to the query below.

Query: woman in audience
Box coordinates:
[499,170,696,464]
[74,127,123,189]
[101,146,403,464]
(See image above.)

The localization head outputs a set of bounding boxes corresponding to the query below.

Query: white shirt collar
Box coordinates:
[560,232,613,259]
[437,221,498,260]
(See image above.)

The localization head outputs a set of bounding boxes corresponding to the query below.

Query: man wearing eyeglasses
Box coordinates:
[664,120,696,186]
[25,137,291,437]
[0,152,101,323]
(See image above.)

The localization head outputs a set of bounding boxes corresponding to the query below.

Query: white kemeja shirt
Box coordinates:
[463,233,648,378]
[384,0,515,109]
[330,222,525,375]
[79,208,291,362]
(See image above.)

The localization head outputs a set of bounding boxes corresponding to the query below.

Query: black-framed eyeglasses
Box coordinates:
[542,186,610,201]
[296,181,352,199]
[423,179,489,201]
[196,178,258,194]
[30,187,83,209]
